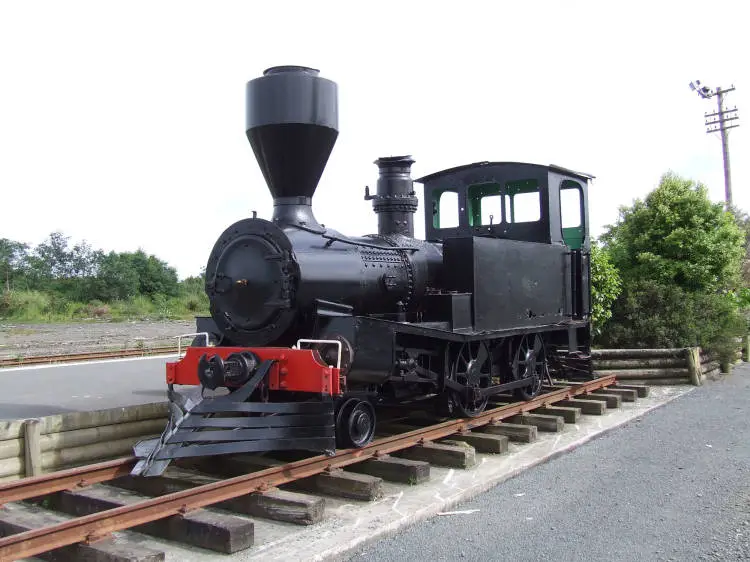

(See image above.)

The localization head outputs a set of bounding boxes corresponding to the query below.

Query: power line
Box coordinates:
[689,80,741,208]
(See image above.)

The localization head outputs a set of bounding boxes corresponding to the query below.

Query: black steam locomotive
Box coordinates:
[133,66,593,476]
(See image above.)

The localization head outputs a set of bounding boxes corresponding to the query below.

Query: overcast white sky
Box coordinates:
[1,1,747,278]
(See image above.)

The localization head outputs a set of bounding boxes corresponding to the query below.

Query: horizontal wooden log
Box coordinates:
[184,454,384,501]
[0,401,168,440]
[591,388,637,402]
[113,468,325,525]
[479,422,537,443]
[532,405,581,423]
[637,377,693,385]
[507,413,564,432]
[591,348,685,359]
[51,485,254,554]
[290,468,384,501]
[0,419,165,462]
[42,435,151,471]
[0,438,22,461]
[578,393,621,408]
[395,440,477,469]
[594,358,686,370]
[602,368,690,379]
[442,431,509,454]
[0,502,164,561]
[0,455,22,479]
[612,383,650,397]
[42,419,166,453]
[347,455,431,485]
[556,399,606,415]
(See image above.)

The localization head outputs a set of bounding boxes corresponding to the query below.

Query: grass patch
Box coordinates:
[0,290,209,323]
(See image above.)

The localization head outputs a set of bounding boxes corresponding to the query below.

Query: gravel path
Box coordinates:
[348,367,750,561]
[0,320,195,358]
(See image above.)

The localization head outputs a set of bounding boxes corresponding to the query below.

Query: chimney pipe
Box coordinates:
[367,156,418,238]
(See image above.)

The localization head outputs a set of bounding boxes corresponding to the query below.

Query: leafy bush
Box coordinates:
[602,172,744,292]
[590,242,621,337]
[0,290,52,320]
[599,171,747,356]
[599,280,745,364]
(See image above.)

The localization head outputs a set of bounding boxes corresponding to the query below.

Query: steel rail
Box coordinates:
[0,457,136,504]
[0,375,615,559]
[0,346,177,367]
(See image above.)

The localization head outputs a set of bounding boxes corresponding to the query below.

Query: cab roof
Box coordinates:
[415,161,595,184]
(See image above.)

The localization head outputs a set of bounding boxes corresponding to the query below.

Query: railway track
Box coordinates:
[0,375,648,560]
[0,346,177,368]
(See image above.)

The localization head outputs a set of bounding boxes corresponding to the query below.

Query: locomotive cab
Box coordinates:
[416,162,592,332]
[418,161,592,251]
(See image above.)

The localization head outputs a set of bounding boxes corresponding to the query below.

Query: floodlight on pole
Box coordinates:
[690,79,740,208]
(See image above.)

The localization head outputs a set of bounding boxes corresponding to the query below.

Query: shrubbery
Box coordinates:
[594,172,748,364]
[0,232,208,322]
[589,242,621,336]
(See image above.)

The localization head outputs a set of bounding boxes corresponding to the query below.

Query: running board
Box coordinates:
[131,360,336,477]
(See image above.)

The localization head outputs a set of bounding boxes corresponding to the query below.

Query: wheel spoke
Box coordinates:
[533,335,543,354]
[510,335,546,400]
[448,341,490,418]
[472,342,488,373]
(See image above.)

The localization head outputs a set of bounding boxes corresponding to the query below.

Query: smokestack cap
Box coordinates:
[246,66,339,200]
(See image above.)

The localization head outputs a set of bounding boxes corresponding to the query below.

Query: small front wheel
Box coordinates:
[335,398,376,449]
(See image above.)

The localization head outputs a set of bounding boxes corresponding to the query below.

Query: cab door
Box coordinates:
[559,179,590,320]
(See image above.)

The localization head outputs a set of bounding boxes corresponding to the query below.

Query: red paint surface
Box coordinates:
[166,347,342,395]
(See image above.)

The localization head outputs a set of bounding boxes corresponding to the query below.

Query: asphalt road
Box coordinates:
[349,367,750,561]
[0,356,176,419]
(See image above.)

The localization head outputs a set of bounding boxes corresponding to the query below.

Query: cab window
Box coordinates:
[560,180,584,248]
[432,188,459,229]
[505,179,541,223]
[467,182,503,226]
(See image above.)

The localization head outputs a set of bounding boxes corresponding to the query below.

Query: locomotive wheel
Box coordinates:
[335,398,376,449]
[511,334,548,401]
[449,341,492,417]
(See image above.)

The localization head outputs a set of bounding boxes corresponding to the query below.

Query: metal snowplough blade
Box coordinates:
[131,359,336,476]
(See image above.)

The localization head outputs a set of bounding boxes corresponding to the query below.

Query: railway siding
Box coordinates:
[0,346,723,483]
[0,376,697,561]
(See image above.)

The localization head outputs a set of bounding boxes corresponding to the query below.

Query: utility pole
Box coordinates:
[689,80,740,208]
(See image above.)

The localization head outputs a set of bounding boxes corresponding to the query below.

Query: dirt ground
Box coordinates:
[0,320,196,359]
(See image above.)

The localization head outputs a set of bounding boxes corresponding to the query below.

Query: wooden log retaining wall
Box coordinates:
[592,346,739,385]
[0,402,168,482]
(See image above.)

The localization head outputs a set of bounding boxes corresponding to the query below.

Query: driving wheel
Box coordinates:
[511,334,548,401]
[448,341,492,417]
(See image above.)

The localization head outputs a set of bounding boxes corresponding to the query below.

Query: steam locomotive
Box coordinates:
[132,66,593,476]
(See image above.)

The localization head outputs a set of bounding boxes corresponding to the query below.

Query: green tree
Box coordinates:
[127,250,179,297]
[589,242,621,337]
[0,238,30,291]
[91,252,139,301]
[599,172,746,360]
[602,172,744,292]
